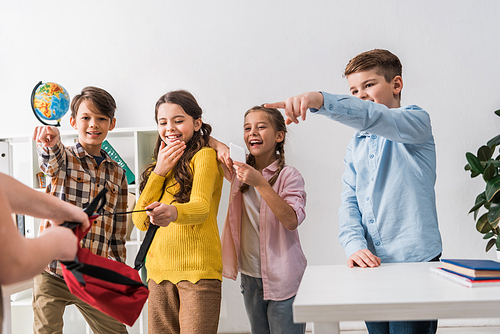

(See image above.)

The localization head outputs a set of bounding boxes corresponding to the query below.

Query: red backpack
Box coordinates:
[61,188,149,327]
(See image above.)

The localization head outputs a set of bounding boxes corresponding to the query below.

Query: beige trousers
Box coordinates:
[148,279,222,334]
[32,271,128,334]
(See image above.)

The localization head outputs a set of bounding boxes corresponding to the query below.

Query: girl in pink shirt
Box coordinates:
[213,106,307,334]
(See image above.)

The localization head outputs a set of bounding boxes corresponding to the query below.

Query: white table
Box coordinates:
[2,279,34,334]
[293,262,500,334]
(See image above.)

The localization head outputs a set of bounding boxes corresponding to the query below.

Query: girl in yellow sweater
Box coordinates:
[132,90,224,334]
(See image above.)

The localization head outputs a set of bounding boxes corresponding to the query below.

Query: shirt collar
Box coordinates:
[262,159,280,175]
[72,142,112,162]
[357,131,371,138]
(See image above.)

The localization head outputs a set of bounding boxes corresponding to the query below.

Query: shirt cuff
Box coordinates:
[344,238,368,259]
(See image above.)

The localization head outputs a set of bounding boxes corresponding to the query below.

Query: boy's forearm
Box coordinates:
[36,140,65,176]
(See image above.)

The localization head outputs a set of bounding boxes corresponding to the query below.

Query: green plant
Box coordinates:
[465,109,500,252]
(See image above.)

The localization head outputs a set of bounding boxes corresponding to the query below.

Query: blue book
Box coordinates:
[430,267,500,288]
[441,259,500,278]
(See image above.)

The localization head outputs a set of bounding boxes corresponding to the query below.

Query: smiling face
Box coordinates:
[347,69,403,109]
[244,110,284,167]
[157,103,202,145]
[70,100,116,156]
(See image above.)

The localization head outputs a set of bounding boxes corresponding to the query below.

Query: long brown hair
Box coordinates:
[139,90,212,203]
[240,105,286,193]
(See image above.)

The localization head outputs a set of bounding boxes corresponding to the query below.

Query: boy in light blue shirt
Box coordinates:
[266,49,442,334]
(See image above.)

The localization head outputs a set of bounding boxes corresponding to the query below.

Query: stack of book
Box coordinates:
[431,259,500,288]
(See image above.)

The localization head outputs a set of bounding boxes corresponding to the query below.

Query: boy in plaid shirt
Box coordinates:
[32,86,129,334]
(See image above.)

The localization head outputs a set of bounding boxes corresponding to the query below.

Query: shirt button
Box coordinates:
[369,219,374,224]
[371,135,377,139]
[366,197,369,201]
[375,241,380,246]
[369,154,374,159]
[329,104,333,110]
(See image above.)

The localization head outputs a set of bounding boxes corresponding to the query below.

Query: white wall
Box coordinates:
[2,0,500,332]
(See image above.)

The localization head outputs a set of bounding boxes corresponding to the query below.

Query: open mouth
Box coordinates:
[166,134,182,141]
[87,131,101,137]
[249,139,263,147]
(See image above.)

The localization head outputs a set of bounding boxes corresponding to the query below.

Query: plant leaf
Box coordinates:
[478,146,493,161]
[487,134,500,148]
[477,213,492,233]
[466,152,484,174]
[486,238,496,252]
[483,163,498,181]
[497,236,500,251]
[489,200,500,229]
[470,192,486,217]
[485,175,500,201]
[489,160,500,168]
[484,231,494,239]
[471,170,480,178]
[495,109,500,117]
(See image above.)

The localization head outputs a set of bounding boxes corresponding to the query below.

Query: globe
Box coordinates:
[31,81,70,127]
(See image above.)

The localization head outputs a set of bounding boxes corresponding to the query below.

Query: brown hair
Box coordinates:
[70,86,116,119]
[344,49,402,98]
[139,90,212,204]
[240,105,286,193]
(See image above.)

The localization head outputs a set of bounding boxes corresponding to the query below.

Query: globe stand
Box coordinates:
[31,81,62,127]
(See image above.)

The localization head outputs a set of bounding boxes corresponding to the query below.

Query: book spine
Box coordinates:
[430,267,472,288]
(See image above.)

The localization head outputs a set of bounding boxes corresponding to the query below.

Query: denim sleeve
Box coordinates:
[338,140,367,258]
[311,92,432,145]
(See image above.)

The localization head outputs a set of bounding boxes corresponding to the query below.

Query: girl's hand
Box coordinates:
[154,140,186,176]
[233,161,266,188]
[33,125,60,147]
[216,143,233,175]
[145,202,177,227]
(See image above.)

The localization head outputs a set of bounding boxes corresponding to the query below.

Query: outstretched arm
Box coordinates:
[0,173,89,230]
[265,92,324,125]
[0,173,84,284]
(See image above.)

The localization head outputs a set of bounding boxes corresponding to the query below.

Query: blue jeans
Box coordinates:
[365,254,441,334]
[365,320,437,334]
[240,274,306,334]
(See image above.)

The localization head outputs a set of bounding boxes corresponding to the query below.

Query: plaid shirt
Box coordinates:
[37,140,128,277]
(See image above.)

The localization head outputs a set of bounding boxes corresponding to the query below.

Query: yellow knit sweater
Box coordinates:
[132,147,224,284]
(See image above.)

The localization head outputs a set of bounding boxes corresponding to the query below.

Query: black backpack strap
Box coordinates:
[134,224,159,270]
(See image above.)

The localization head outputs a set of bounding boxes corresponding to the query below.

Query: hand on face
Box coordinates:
[265,92,324,125]
[145,202,177,227]
[33,125,60,147]
[233,161,266,188]
[153,139,186,176]
[347,249,381,268]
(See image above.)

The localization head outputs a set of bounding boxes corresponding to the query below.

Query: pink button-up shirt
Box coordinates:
[221,160,307,301]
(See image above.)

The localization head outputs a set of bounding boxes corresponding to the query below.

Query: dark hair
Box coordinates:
[240,105,286,193]
[139,90,212,203]
[70,86,116,119]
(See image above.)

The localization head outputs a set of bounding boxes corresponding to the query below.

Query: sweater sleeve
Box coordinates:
[132,172,166,231]
[173,148,222,226]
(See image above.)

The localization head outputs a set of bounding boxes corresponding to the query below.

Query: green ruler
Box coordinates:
[101,140,135,185]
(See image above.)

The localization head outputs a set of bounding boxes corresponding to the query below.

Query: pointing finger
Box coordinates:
[264,101,285,109]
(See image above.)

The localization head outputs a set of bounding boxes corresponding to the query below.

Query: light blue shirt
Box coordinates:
[312,92,442,263]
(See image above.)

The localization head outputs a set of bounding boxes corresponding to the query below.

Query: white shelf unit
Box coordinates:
[0,127,157,334]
